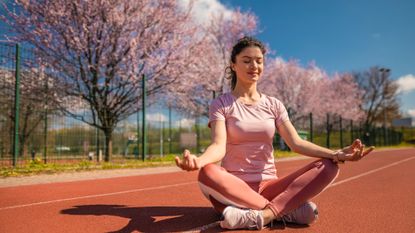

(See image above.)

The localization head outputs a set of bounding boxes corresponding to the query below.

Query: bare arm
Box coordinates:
[278,120,374,162]
[175,120,227,171]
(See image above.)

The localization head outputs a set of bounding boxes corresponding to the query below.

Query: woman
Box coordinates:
[175,36,374,230]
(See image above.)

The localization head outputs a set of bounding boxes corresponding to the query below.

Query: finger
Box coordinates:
[357,144,366,160]
[362,146,375,157]
[183,154,190,168]
[175,156,183,169]
[187,155,195,169]
[182,150,189,165]
[184,149,190,157]
[352,139,360,148]
[353,145,364,160]
[352,139,362,149]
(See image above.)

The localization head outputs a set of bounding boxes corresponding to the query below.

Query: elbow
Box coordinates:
[291,146,301,154]
[217,147,226,159]
[211,142,226,159]
[289,138,305,154]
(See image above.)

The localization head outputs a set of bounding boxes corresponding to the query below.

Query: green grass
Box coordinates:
[1,143,413,177]
[274,150,299,158]
[0,155,177,177]
[0,151,301,177]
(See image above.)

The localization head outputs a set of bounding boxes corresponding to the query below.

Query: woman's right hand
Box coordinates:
[175,149,201,171]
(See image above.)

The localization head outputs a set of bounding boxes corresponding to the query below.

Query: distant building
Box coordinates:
[392,117,414,127]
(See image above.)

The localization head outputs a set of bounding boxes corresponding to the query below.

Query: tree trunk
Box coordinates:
[18,133,26,157]
[104,129,113,162]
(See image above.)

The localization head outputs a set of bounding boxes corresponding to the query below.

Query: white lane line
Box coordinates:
[0,181,197,211]
[329,156,415,188]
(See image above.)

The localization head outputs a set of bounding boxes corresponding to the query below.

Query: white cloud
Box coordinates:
[146,113,168,122]
[408,109,415,118]
[396,74,415,93]
[179,0,233,24]
[175,118,195,128]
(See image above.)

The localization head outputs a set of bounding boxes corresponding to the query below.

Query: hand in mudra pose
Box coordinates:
[334,139,375,163]
[175,149,200,171]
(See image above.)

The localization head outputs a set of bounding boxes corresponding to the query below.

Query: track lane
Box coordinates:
[0,148,414,232]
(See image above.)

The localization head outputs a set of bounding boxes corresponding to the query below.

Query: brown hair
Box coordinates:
[226,36,266,90]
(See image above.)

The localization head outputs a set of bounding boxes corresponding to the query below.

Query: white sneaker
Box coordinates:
[279,202,318,225]
[220,206,264,230]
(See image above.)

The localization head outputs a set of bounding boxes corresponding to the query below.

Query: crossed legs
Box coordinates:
[198,159,339,225]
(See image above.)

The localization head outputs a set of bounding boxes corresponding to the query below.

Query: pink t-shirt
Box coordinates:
[208,92,290,182]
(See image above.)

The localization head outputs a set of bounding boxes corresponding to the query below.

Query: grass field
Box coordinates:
[1,142,413,177]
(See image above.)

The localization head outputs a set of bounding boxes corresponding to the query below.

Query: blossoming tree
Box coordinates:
[2,0,206,161]
[166,8,259,118]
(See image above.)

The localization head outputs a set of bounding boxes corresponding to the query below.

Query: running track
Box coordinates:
[0,148,414,233]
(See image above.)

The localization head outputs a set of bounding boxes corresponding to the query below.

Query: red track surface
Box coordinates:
[0,148,414,233]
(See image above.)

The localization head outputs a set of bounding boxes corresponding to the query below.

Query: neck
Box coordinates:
[232,83,259,98]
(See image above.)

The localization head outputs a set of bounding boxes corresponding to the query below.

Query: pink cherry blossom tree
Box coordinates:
[325,72,365,121]
[259,58,364,125]
[206,8,259,95]
[260,57,364,149]
[165,8,259,118]
[260,58,325,124]
[2,0,204,161]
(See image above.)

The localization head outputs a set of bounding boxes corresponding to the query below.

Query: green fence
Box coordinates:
[0,42,411,167]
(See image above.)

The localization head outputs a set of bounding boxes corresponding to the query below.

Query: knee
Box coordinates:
[198,163,221,183]
[319,159,339,182]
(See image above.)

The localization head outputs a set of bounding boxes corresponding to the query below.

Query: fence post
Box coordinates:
[386,128,393,145]
[136,110,140,159]
[350,120,353,144]
[326,113,330,148]
[339,116,343,148]
[168,106,172,154]
[43,66,48,164]
[13,43,21,167]
[196,116,200,154]
[141,74,147,161]
[309,113,313,142]
[95,115,100,162]
[160,117,164,157]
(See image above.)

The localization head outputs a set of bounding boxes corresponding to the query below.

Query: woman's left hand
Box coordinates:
[336,139,375,162]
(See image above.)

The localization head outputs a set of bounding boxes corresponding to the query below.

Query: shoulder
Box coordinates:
[263,94,285,108]
[210,92,234,108]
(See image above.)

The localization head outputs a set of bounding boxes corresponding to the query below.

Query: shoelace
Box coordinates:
[282,212,296,223]
[244,210,259,228]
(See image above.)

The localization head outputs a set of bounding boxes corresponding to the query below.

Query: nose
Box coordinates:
[250,60,258,69]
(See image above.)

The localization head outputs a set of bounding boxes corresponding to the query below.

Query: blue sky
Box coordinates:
[1,0,414,120]
[221,0,415,116]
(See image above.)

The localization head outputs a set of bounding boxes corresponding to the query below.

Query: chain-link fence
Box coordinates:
[0,42,410,167]
[0,42,216,166]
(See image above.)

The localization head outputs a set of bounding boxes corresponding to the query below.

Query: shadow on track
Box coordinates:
[61,205,220,232]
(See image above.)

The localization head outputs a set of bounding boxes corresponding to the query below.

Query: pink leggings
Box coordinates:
[198,159,339,217]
